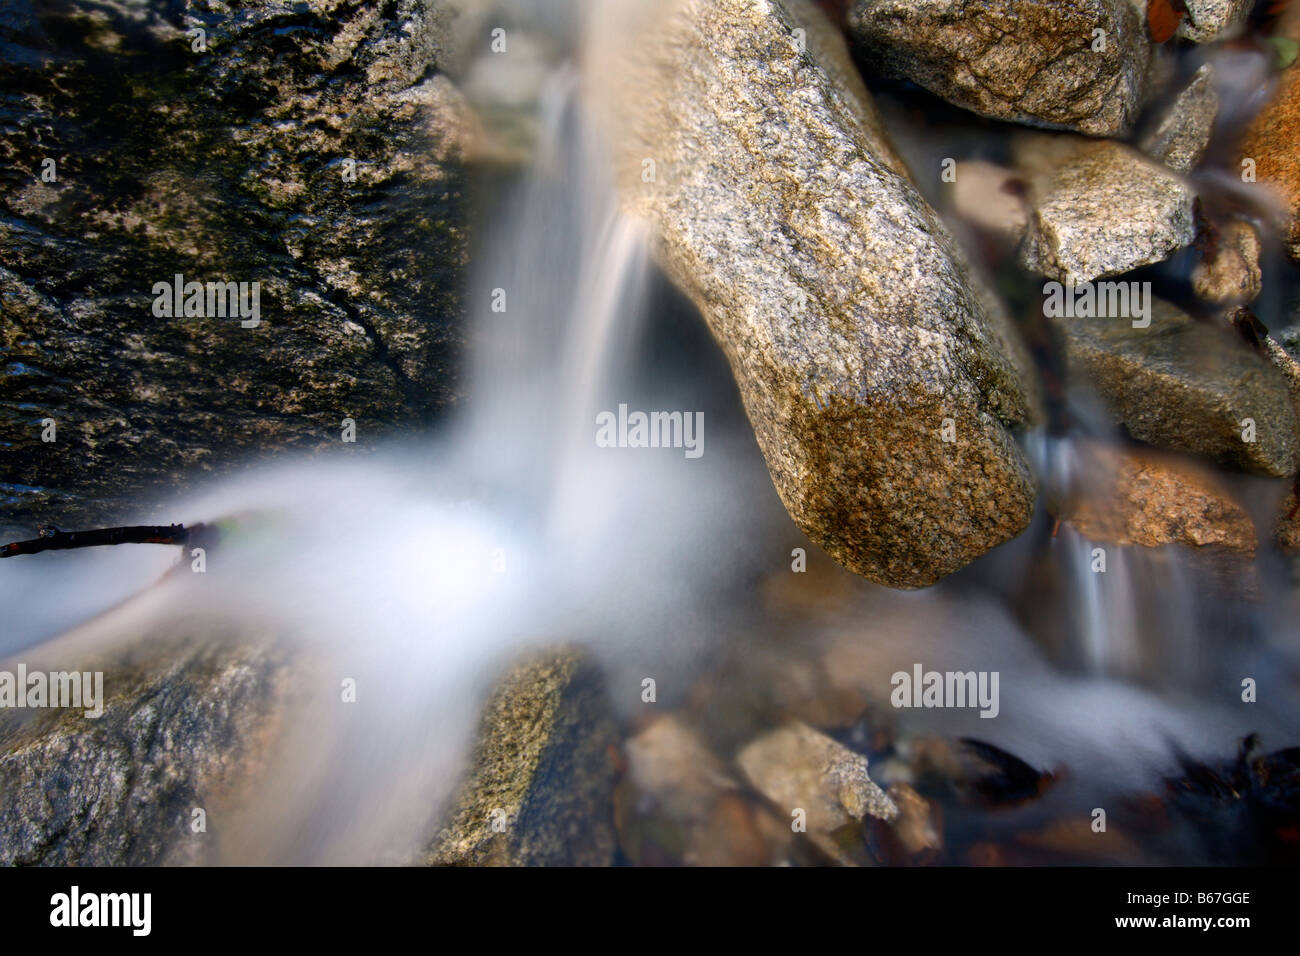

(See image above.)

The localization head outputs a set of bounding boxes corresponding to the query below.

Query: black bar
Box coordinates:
[0,865,1282,942]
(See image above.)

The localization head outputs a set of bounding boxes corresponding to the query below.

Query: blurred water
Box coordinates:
[0,57,774,862]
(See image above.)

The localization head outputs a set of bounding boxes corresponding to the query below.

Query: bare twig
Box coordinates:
[0,523,205,558]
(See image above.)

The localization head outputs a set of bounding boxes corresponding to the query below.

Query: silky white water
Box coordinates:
[0,61,777,862]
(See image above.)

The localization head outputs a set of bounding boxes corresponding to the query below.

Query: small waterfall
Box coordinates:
[1019,408,1268,693]
[1062,522,1143,677]
[0,57,765,863]
[217,74,682,864]
[460,68,651,544]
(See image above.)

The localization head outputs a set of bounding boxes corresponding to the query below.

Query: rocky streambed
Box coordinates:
[1,0,1300,866]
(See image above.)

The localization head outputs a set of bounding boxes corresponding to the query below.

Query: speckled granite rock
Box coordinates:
[1264,330,1300,408]
[737,721,897,837]
[587,0,1040,589]
[0,622,296,865]
[424,648,618,866]
[847,0,1152,136]
[1140,63,1218,173]
[1178,0,1253,43]
[1193,220,1262,305]
[0,0,472,531]
[1056,441,1256,552]
[1018,137,1197,283]
[1055,300,1300,476]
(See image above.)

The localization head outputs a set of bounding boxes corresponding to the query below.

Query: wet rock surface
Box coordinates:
[0,0,1297,876]
[424,649,619,866]
[1140,63,1218,173]
[0,0,472,531]
[1239,10,1300,264]
[737,720,897,833]
[846,0,1152,136]
[615,715,784,866]
[1054,299,1300,476]
[588,0,1039,589]
[1192,220,1263,305]
[0,621,295,865]
[1017,138,1196,283]
[738,723,899,863]
[875,781,943,862]
[1055,441,1256,552]
[0,615,617,867]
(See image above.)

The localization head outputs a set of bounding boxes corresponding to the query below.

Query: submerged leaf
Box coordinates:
[1148,0,1188,43]
[1269,36,1299,70]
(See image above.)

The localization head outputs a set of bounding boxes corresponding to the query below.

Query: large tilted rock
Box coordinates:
[847,0,1152,136]
[1017,137,1197,283]
[0,0,472,531]
[1054,300,1300,476]
[585,0,1039,589]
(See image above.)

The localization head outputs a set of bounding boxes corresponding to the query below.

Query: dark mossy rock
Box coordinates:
[847,0,1152,137]
[1055,300,1300,477]
[0,613,616,866]
[0,0,473,533]
[424,648,619,867]
[0,622,297,865]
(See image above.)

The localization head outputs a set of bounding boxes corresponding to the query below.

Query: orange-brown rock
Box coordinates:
[1276,484,1300,553]
[1240,10,1300,264]
[1056,442,1256,553]
[1193,220,1263,305]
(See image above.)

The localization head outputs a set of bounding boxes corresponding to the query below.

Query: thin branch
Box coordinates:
[0,523,204,558]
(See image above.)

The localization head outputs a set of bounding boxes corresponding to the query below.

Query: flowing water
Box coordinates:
[0,53,781,862]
